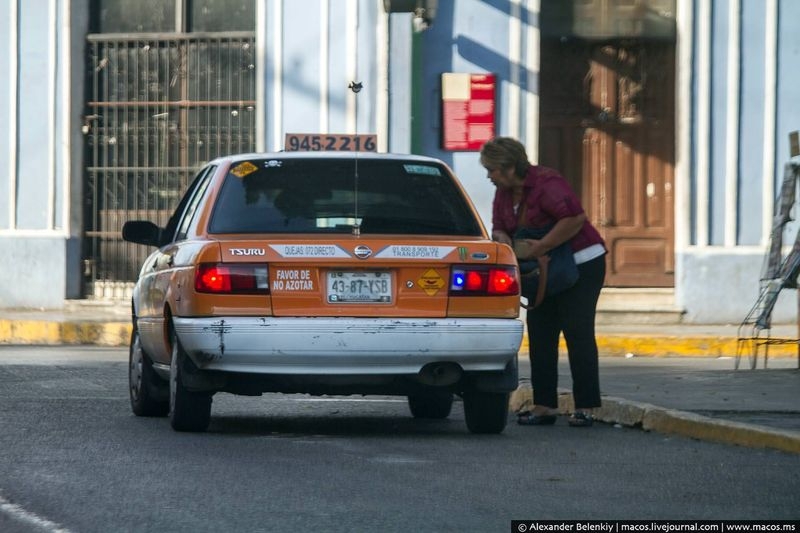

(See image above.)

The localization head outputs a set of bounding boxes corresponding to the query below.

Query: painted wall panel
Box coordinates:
[16,0,54,230]
[689,1,702,247]
[326,8,349,134]
[418,0,455,169]
[456,1,512,142]
[265,0,380,148]
[456,0,537,235]
[678,249,797,323]
[767,0,800,247]
[264,0,284,151]
[388,14,412,154]
[0,238,65,307]
[282,1,323,137]
[0,1,12,231]
[356,2,379,135]
[775,0,800,165]
[708,0,729,246]
[54,0,66,233]
[417,0,516,232]
[737,0,766,246]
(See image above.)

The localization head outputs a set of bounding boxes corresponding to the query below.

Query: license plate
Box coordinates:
[327,271,392,303]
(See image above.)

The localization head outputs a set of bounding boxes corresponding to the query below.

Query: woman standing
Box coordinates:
[480,137,607,427]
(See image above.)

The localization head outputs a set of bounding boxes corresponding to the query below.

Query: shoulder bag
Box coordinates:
[513,208,579,308]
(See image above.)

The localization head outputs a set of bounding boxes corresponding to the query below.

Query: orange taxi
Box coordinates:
[122,152,523,433]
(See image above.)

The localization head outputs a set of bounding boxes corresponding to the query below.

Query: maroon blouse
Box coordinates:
[491,165,605,253]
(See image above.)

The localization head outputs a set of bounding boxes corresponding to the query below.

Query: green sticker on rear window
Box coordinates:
[403,164,441,176]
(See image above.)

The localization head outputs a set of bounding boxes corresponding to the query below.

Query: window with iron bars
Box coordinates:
[83,0,256,298]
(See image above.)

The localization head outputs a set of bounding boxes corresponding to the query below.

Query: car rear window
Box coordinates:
[208,158,484,235]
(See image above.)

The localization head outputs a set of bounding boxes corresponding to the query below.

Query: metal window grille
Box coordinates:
[83,32,256,299]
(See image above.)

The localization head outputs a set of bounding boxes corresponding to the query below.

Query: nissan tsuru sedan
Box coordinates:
[122,152,524,433]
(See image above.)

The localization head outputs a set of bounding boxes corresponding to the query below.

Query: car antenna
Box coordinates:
[349,81,363,237]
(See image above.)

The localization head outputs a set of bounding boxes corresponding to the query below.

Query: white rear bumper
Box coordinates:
[173,316,523,375]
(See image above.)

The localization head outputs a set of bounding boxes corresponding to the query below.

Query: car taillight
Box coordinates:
[195,263,269,294]
[450,266,519,296]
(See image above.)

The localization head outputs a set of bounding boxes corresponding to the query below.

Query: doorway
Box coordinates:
[539,38,675,287]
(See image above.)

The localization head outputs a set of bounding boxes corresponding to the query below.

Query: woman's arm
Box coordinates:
[515,213,586,259]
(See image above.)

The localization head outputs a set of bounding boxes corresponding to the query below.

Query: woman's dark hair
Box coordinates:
[479,137,531,177]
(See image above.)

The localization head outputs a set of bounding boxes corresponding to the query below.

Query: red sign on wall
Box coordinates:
[441,73,496,151]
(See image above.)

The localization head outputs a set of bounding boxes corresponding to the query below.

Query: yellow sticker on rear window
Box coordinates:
[230,161,258,178]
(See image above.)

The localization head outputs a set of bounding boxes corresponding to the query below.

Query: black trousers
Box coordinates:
[526,254,606,409]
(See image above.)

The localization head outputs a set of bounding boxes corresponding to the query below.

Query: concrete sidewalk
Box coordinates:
[511,356,800,455]
[0,301,798,454]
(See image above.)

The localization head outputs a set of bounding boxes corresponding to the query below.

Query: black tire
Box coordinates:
[408,390,454,419]
[129,327,169,417]
[463,390,509,434]
[169,329,212,432]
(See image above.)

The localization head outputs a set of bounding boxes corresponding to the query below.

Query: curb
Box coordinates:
[509,386,800,455]
[0,319,131,346]
[521,336,799,358]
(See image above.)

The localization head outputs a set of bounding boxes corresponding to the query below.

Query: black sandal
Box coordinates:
[568,411,593,427]
[517,412,557,426]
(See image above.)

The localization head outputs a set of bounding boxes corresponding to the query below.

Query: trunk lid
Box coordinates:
[219,236,505,317]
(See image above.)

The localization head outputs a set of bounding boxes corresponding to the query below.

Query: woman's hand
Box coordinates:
[492,230,513,246]
[513,238,545,260]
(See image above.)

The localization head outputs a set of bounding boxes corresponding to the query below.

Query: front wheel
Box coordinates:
[463,390,509,434]
[169,329,212,432]
[129,327,168,417]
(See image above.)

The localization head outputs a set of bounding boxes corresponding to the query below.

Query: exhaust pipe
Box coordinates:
[417,362,463,386]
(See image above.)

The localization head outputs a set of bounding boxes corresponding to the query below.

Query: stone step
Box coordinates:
[596,288,684,325]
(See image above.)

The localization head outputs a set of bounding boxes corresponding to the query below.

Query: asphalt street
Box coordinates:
[0,346,798,533]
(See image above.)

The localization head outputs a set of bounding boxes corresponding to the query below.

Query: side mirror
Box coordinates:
[122,220,162,247]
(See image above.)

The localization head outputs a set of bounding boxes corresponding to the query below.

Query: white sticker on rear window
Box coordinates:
[374,245,455,259]
[403,165,441,176]
[270,244,352,258]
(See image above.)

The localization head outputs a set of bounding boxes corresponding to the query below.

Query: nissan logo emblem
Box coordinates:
[354,245,372,259]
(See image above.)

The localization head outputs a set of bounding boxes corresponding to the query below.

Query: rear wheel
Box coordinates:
[408,390,454,419]
[463,390,509,434]
[129,327,168,417]
[169,329,212,432]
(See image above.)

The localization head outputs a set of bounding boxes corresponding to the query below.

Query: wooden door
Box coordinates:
[539,39,675,286]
